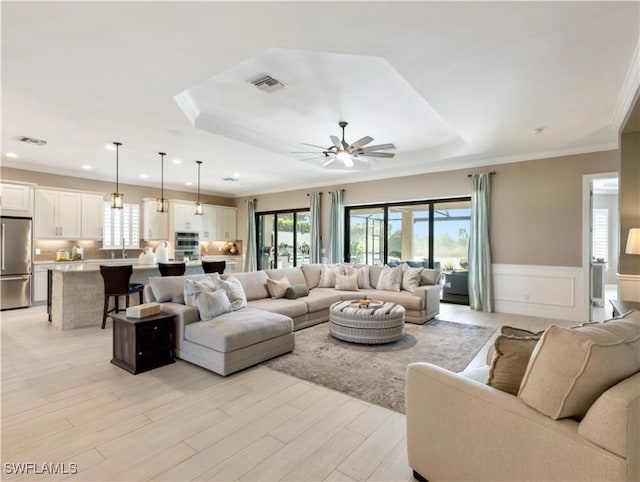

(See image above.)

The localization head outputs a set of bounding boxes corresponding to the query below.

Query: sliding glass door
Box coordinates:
[347,207,385,265]
[257,209,311,270]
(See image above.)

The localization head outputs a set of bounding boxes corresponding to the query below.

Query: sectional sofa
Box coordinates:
[143,263,442,375]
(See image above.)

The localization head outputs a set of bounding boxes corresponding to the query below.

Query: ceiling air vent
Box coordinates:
[222,177,239,182]
[18,136,47,146]
[249,74,285,93]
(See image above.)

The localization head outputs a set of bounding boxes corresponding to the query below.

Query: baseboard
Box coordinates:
[618,273,640,302]
[493,264,585,322]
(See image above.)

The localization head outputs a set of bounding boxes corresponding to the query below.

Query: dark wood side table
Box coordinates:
[609,299,640,318]
[110,311,175,374]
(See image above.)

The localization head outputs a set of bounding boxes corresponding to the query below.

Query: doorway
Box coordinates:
[587,175,619,321]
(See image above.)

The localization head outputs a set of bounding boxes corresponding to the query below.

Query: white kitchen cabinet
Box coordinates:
[0,182,33,216]
[33,266,49,303]
[34,188,81,239]
[170,201,201,233]
[81,193,104,239]
[142,198,169,240]
[200,205,217,241]
[215,206,236,241]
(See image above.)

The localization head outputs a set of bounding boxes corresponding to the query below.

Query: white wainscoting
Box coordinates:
[618,274,640,302]
[493,264,586,322]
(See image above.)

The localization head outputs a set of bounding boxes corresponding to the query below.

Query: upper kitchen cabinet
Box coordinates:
[216,206,237,241]
[0,182,33,216]
[200,204,217,241]
[81,193,104,239]
[170,200,201,233]
[142,198,169,240]
[35,188,82,239]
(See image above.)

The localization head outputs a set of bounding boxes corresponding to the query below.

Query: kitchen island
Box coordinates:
[44,261,204,330]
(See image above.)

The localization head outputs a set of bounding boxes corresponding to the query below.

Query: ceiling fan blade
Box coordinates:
[359,143,396,152]
[322,157,337,167]
[290,151,323,154]
[302,142,330,150]
[350,136,374,149]
[299,155,329,162]
[330,136,342,149]
[360,152,395,158]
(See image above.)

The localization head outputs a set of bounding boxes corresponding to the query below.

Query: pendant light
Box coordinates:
[110,142,124,209]
[194,160,203,216]
[156,152,168,213]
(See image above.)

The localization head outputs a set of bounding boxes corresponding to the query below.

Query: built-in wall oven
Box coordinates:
[175,232,200,261]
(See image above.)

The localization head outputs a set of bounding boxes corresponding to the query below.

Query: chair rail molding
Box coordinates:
[492,264,585,322]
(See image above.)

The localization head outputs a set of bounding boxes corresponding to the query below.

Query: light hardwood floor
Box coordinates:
[1,304,576,481]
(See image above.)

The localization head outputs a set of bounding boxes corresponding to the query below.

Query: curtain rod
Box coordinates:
[244,198,257,203]
[467,171,496,178]
[306,192,324,196]
[328,189,346,193]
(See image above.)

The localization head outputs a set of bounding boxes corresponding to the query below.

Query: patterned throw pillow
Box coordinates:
[215,276,247,310]
[196,290,232,320]
[266,276,291,299]
[401,263,423,292]
[376,265,402,292]
[335,273,359,291]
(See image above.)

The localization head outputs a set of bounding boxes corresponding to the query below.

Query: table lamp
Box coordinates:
[626,228,640,255]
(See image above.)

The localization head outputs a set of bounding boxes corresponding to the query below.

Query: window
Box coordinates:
[103,202,140,249]
[256,209,311,270]
[592,208,608,262]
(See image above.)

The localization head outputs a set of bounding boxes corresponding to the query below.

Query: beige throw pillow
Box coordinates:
[376,265,402,292]
[518,317,640,420]
[488,333,541,395]
[401,263,423,292]
[266,276,291,299]
[343,265,371,289]
[318,265,342,288]
[335,273,359,291]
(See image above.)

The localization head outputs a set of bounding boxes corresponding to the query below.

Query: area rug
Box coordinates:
[265,319,495,413]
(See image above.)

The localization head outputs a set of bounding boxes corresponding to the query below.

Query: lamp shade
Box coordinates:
[626,228,640,255]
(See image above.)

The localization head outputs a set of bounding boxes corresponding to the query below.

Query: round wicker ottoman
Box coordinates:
[329,300,406,344]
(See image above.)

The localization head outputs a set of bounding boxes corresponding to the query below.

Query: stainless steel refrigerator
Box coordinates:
[1,216,32,310]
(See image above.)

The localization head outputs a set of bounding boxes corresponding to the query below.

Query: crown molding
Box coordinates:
[611,39,640,133]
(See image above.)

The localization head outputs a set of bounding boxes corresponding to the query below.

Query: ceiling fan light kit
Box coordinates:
[299,121,395,169]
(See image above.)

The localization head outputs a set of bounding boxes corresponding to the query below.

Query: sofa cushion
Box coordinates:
[265,267,307,286]
[229,271,269,301]
[335,273,359,291]
[215,276,247,310]
[196,290,232,320]
[184,308,293,353]
[300,288,342,312]
[285,285,310,300]
[420,269,441,286]
[267,276,291,299]
[518,316,640,419]
[488,334,541,395]
[358,288,425,310]
[247,298,308,318]
[376,265,402,291]
[401,263,423,292]
[301,264,323,289]
[149,273,219,303]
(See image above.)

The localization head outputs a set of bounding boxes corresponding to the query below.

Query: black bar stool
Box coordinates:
[158,262,186,277]
[201,260,226,274]
[99,265,144,329]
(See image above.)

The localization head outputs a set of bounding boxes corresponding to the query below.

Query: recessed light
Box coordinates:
[6,152,18,158]
[140,174,148,179]
[82,164,92,170]
[186,181,193,186]
[104,144,116,151]
[172,159,182,165]
[232,172,240,178]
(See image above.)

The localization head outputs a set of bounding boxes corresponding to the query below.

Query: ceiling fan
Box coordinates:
[294,121,395,169]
